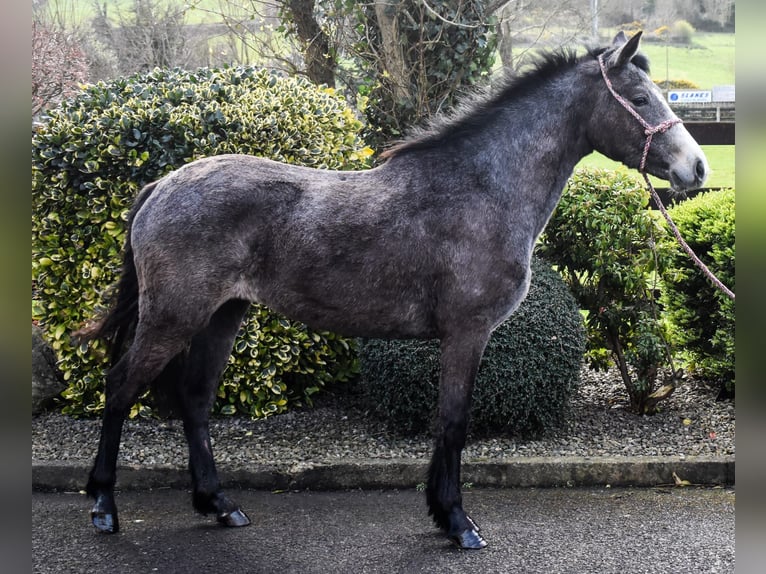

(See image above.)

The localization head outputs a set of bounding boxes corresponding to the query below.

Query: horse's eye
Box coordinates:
[631,95,649,107]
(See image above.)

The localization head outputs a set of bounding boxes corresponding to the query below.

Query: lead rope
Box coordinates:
[597,53,735,301]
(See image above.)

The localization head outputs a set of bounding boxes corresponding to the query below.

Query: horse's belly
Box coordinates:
[253,282,437,340]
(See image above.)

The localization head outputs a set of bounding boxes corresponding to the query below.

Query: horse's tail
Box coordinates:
[76,181,160,365]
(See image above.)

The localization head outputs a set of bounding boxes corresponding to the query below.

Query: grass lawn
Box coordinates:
[576,145,734,189]
[637,33,735,88]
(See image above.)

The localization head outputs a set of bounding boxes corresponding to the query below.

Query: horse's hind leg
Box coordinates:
[87,329,188,533]
[427,328,490,550]
[175,299,251,527]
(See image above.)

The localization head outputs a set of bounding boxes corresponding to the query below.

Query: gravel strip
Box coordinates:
[32,367,734,468]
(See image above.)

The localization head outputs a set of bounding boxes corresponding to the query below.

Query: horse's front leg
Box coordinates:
[427,329,490,549]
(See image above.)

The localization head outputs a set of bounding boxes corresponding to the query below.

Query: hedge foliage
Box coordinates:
[32,66,372,418]
[357,256,585,438]
[660,189,735,391]
[538,168,674,413]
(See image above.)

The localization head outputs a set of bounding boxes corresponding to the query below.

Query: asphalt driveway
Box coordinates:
[32,486,734,573]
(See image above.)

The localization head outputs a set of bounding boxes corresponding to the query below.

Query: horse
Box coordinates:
[79,31,707,549]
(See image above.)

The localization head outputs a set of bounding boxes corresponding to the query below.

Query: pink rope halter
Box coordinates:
[596,52,735,301]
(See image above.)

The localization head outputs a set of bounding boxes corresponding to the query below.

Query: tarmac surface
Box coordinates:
[32,485,734,573]
[32,455,736,572]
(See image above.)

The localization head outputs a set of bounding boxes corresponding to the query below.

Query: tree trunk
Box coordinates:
[497,11,513,70]
[495,1,518,73]
[373,0,409,101]
[286,0,336,86]
[607,326,642,413]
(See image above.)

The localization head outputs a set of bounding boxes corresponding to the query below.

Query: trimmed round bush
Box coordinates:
[357,256,585,437]
[32,66,372,419]
[660,189,735,393]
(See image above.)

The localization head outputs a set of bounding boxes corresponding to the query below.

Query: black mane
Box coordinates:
[380,45,650,161]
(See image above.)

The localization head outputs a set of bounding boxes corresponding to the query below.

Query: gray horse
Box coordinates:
[82,31,706,549]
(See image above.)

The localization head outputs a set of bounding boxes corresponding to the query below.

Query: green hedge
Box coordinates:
[660,189,735,392]
[32,66,372,418]
[356,256,585,437]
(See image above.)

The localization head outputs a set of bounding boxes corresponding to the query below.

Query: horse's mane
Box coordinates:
[379,45,650,162]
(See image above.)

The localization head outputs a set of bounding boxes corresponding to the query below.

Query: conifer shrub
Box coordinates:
[32,66,372,418]
[357,257,585,437]
[660,189,735,393]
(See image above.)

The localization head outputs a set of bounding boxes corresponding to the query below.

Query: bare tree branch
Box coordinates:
[32,18,89,116]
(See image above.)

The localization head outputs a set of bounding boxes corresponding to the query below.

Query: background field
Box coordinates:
[636,33,735,88]
[65,1,735,89]
[578,145,734,189]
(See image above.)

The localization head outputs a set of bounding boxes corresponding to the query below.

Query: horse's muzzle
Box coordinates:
[669,155,708,192]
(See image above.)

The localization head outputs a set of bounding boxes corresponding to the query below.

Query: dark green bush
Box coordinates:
[660,189,735,392]
[32,66,372,419]
[357,257,585,437]
[538,168,673,414]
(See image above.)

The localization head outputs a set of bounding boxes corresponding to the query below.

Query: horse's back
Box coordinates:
[127,153,528,339]
[127,155,432,336]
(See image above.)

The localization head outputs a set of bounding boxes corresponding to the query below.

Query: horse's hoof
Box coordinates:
[91,494,119,533]
[449,528,487,550]
[466,514,481,532]
[91,509,119,534]
[217,508,251,527]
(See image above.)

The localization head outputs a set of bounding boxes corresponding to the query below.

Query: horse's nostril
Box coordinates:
[695,158,707,181]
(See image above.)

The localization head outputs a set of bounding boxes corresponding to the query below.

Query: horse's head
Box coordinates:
[587,31,708,192]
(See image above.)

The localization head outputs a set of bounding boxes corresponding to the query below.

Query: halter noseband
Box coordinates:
[597,53,682,172]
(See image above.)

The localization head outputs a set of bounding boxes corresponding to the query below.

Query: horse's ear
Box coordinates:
[611,31,628,46]
[607,30,642,68]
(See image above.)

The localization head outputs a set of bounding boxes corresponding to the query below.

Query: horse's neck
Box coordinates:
[498,82,591,186]
[465,79,592,235]
[379,69,592,238]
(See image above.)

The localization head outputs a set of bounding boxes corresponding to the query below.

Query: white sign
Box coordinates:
[712,85,735,102]
[668,90,712,104]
